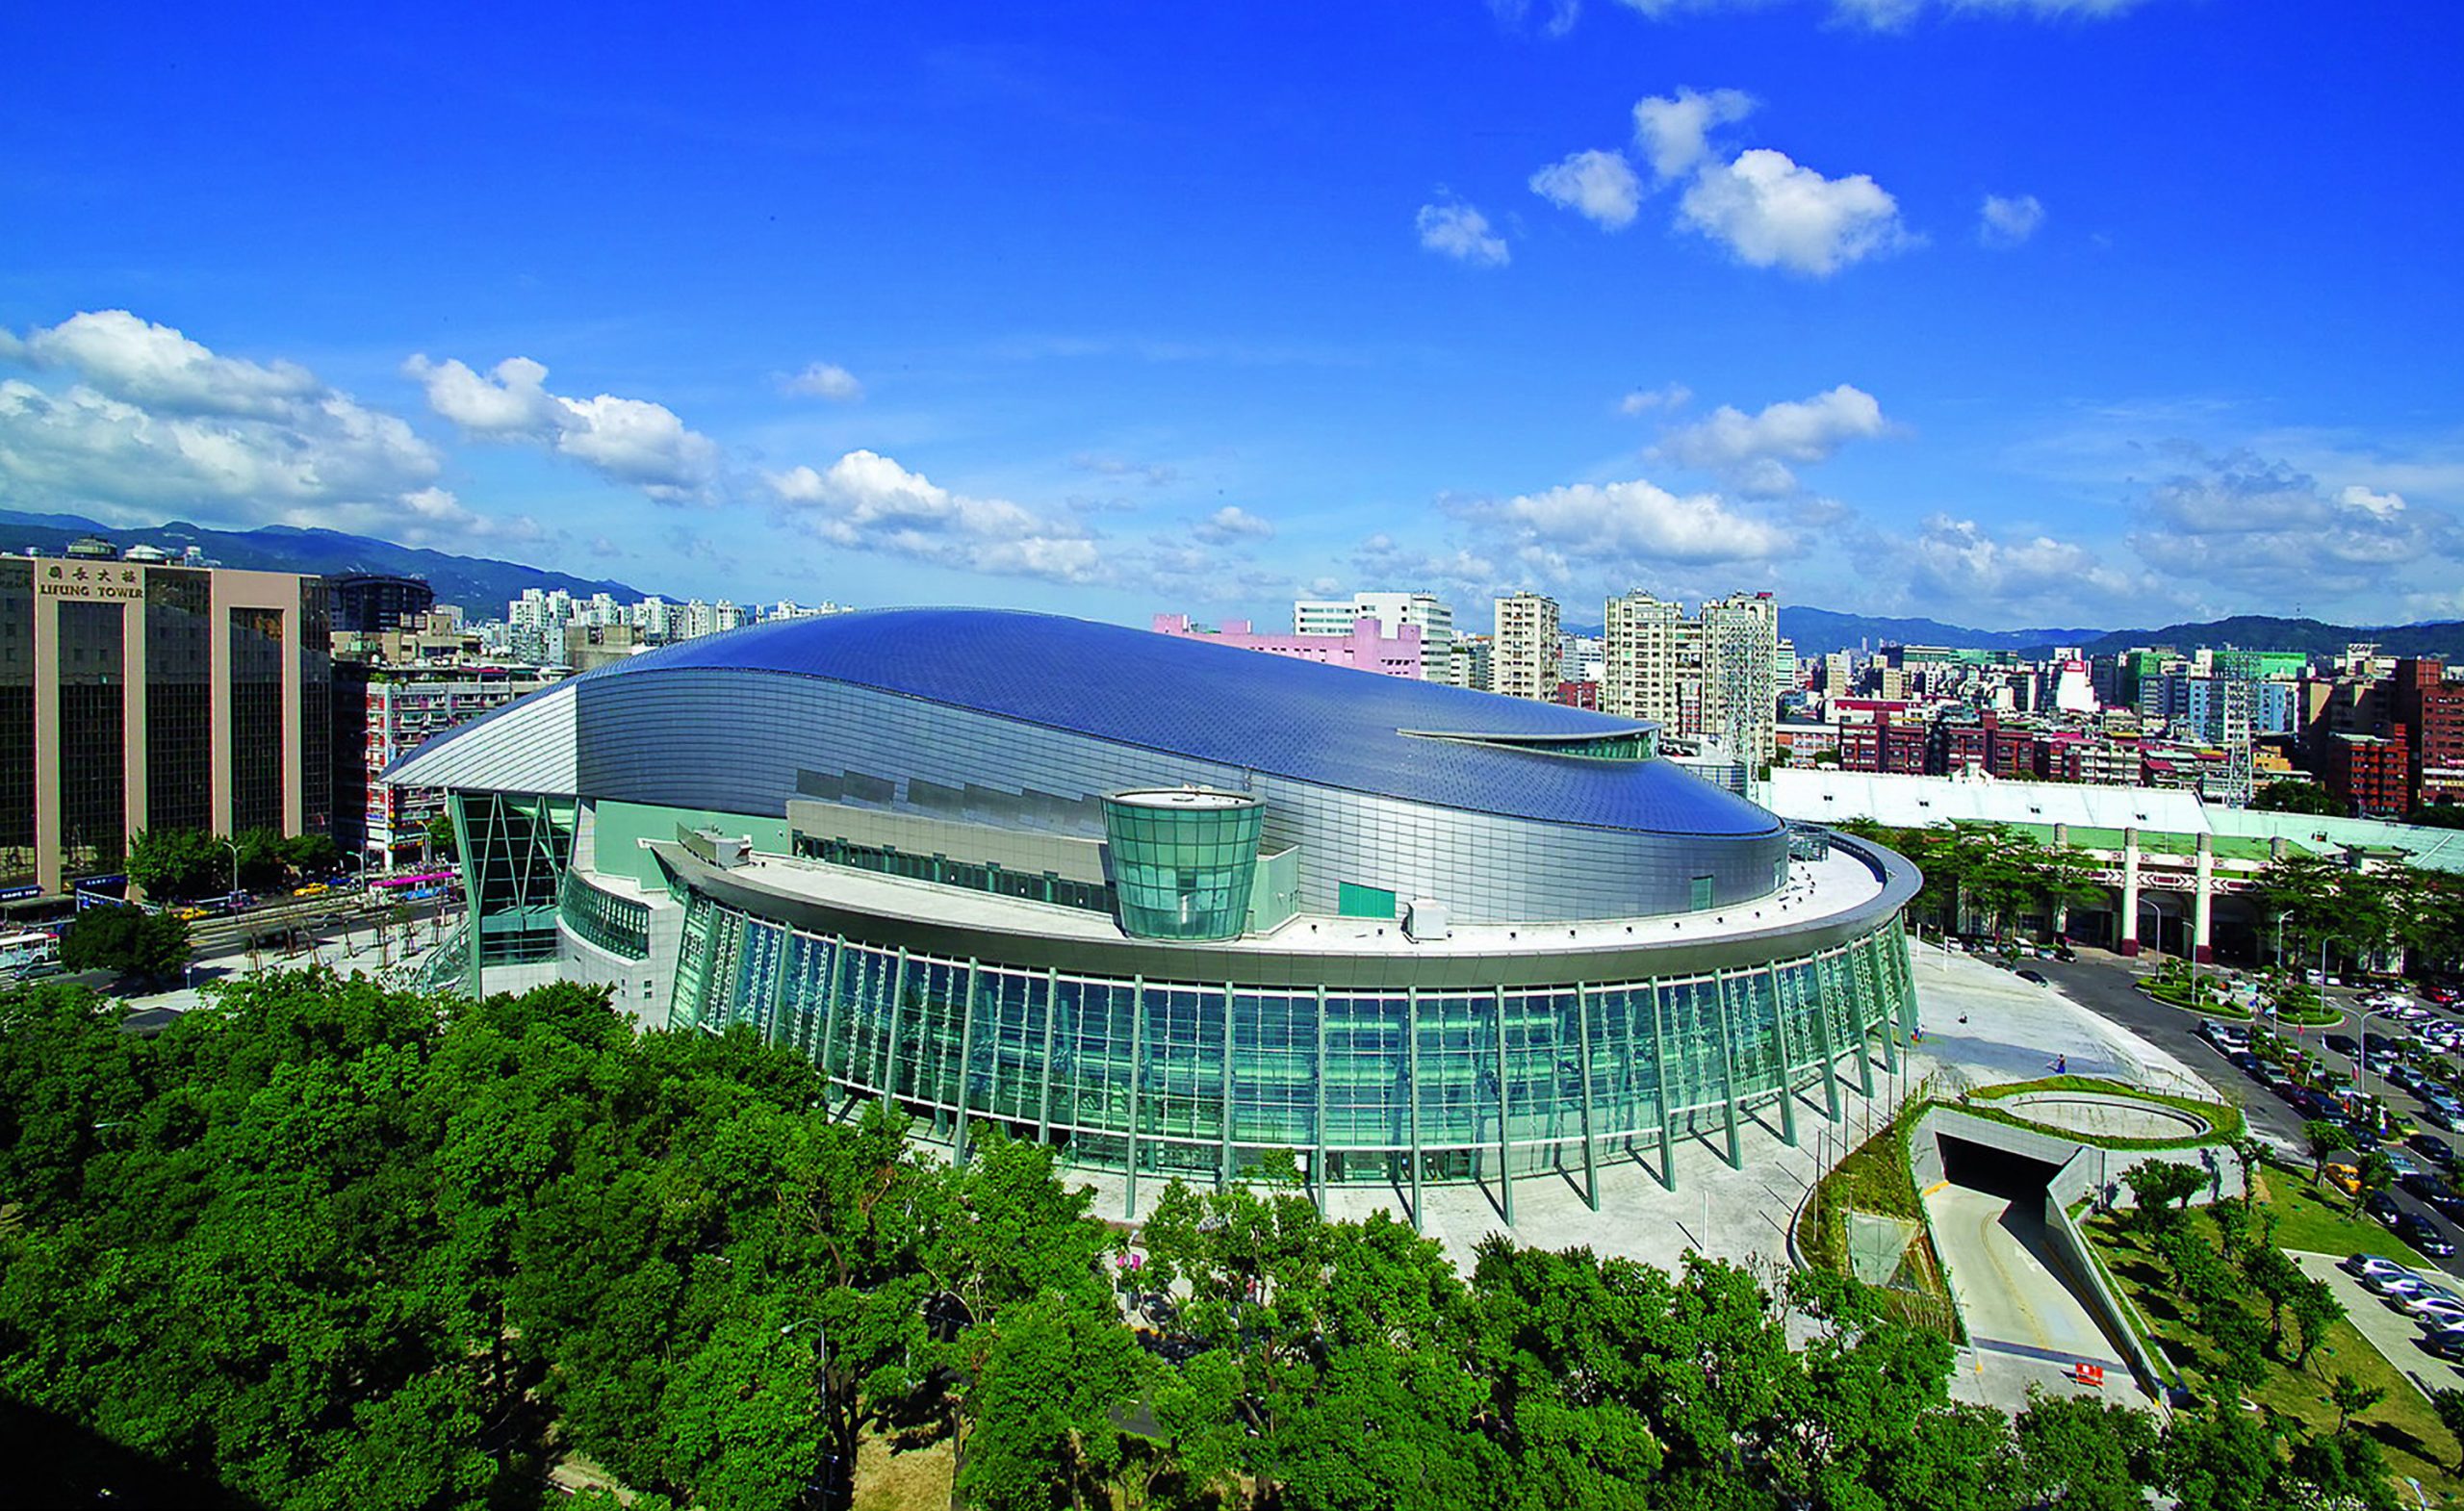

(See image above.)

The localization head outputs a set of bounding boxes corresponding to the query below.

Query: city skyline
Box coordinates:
[4,4,2459,630]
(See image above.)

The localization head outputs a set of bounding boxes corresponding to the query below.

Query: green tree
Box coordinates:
[2429,1385,2464,1473]
[2355,1148,2396,1201]
[2014,1392,2161,1511]
[2123,1158,2208,1224]
[2286,1276,2347,1371]
[2303,1118,2353,1186]
[123,827,227,899]
[956,1290,1151,1511]
[425,809,459,862]
[56,904,191,983]
[2253,781,2347,817]
[2328,1372,2388,1434]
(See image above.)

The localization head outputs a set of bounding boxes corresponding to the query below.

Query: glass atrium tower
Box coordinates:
[387,608,1919,1220]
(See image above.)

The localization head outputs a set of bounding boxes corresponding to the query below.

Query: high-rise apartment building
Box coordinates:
[1602,590,1779,771]
[1,553,334,898]
[1491,592,1560,701]
[1293,591,1457,683]
[358,665,559,867]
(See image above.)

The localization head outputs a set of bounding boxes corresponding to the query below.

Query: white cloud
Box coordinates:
[295,486,551,551]
[768,448,1105,584]
[404,353,723,502]
[1500,477,1795,565]
[1631,88,1756,180]
[1978,192,2045,247]
[2130,453,2451,598]
[1070,452,1179,487]
[0,312,453,537]
[1620,383,1692,416]
[1193,504,1274,544]
[1910,514,2163,616]
[1489,0,1584,36]
[1623,0,2150,26]
[1656,384,1892,492]
[3,309,322,418]
[1416,201,1510,267]
[1528,149,1643,229]
[1678,148,1912,275]
[783,362,864,401]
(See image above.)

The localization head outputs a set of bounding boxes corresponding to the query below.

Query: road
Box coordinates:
[2026,948,2464,1277]
[1925,1183,2129,1408]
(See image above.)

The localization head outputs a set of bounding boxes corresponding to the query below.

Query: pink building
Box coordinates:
[1150,614,1423,679]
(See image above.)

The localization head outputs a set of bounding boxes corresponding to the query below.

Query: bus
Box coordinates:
[370,869,456,892]
[0,931,60,973]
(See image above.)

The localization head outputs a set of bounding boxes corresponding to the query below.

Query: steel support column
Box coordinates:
[1769,964,1798,1148]
[1652,980,1677,1192]
[1810,960,1843,1122]
[952,958,980,1163]
[1577,984,1600,1211]
[879,948,909,1112]
[1125,975,1145,1220]
[1219,982,1238,1190]
[1710,974,1743,1170]
[1406,988,1424,1232]
[1312,986,1329,1213]
[1494,986,1514,1227]
[1034,966,1059,1146]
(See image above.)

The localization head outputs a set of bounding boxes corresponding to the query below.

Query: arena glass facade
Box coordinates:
[386,608,1921,1218]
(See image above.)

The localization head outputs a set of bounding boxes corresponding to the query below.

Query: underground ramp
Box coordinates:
[1926,1133,2130,1388]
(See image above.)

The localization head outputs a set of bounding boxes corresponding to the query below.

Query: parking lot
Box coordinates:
[2014,948,2464,1280]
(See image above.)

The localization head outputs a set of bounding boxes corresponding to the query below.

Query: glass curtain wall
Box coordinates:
[57,602,126,880]
[451,792,575,968]
[675,894,1912,1188]
[0,562,33,890]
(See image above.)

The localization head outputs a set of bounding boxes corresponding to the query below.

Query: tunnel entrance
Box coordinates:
[1938,1133,2066,1202]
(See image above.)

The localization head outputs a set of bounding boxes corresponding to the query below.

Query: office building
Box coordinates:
[386,609,1919,1213]
[1294,592,1457,684]
[0,551,333,898]
[1152,614,1423,678]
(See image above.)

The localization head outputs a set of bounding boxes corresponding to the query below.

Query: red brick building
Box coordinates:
[2325,730,2410,817]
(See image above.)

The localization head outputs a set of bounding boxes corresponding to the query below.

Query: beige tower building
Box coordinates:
[1,551,333,899]
[1601,589,1780,771]
[1490,592,1561,701]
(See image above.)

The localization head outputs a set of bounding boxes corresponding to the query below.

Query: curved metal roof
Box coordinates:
[404,607,1782,837]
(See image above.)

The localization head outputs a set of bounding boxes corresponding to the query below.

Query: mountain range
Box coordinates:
[14,507,2464,660]
[0,508,644,611]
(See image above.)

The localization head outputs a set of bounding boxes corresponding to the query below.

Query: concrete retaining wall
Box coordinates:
[1916,1101,2238,1403]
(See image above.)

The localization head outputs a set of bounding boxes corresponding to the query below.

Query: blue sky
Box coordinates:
[4,0,2459,631]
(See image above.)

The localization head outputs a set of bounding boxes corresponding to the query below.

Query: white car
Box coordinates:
[2349,1253,2416,1279]
[2398,1284,2464,1315]
[2413,1300,2464,1330]
[2370,1269,2438,1296]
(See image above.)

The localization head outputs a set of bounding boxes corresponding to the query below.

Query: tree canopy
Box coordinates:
[0,971,2429,1509]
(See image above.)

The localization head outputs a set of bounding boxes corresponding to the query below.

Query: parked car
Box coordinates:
[2367,1191,2405,1226]
[2408,1298,2464,1331]
[2327,1035,2362,1059]
[2348,1253,2417,1281]
[2425,1325,2464,1360]
[2396,1281,2464,1313]
[2398,1213,2458,1258]
[2386,1150,2425,1179]
[2402,1171,2448,1199]
[2015,968,2049,986]
[2432,1191,2464,1225]
[2229,1050,2262,1076]
[2417,1134,2457,1167]
[2369,1268,2436,1295]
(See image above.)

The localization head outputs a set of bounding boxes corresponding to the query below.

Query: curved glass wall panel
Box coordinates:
[1100,789,1264,940]
[672,895,1914,1188]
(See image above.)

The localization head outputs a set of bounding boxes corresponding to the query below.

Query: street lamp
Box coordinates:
[220,836,242,902]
